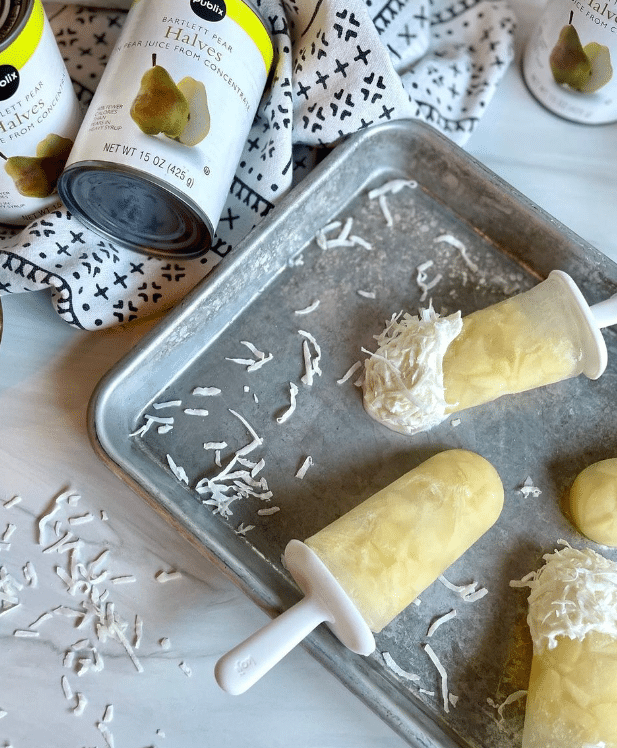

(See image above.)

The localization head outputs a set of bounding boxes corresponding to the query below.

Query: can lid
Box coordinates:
[57,163,212,258]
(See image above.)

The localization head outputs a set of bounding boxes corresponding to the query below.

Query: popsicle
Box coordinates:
[363,270,617,435]
[569,458,617,547]
[215,449,504,694]
[514,544,617,748]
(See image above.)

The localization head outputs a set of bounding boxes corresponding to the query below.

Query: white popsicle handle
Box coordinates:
[214,594,331,695]
[591,294,617,329]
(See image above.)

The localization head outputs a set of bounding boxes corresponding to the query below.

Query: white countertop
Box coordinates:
[2,2,617,746]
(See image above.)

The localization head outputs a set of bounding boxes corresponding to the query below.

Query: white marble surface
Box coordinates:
[2,2,617,747]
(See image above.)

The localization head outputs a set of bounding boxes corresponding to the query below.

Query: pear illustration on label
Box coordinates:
[580,41,613,93]
[172,77,210,146]
[2,134,73,198]
[130,54,190,138]
[550,11,612,93]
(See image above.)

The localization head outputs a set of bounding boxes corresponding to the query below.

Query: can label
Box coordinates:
[62,0,272,244]
[0,0,82,224]
[523,0,617,123]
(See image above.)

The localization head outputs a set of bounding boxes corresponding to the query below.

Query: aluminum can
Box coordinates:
[58,0,273,258]
[523,0,617,123]
[0,0,82,224]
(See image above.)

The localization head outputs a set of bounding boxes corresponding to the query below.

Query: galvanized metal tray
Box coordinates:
[88,120,617,748]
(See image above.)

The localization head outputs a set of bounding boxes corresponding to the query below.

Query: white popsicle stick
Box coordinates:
[215,540,375,695]
[549,270,613,380]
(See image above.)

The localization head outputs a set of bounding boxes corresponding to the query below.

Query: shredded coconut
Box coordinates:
[427,609,457,637]
[295,456,313,479]
[424,643,451,713]
[519,476,542,498]
[362,305,462,435]
[276,383,299,424]
[294,300,320,315]
[434,234,479,273]
[510,543,617,653]
[337,361,362,385]
[192,386,221,396]
[382,651,420,682]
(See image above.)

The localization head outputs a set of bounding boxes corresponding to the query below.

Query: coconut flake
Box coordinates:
[362,305,462,435]
[295,456,313,479]
[3,495,21,508]
[153,400,181,410]
[519,476,542,498]
[257,506,280,516]
[424,643,451,713]
[511,543,617,652]
[435,234,478,273]
[155,570,182,583]
[166,454,189,484]
[294,300,320,315]
[382,651,420,682]
[427,609,457,637]
[276,383,299,424]
[337,361,362,385]
[368,178,418,199]
[416,260,443,302]
[179,661,192,677]
[192,386,221,396]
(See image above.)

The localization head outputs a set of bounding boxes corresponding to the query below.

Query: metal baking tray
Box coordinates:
[88,120,617,748]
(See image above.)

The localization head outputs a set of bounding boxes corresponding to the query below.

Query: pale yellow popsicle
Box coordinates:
[516,545,617,748]
[304,449,504,633]
[363,272,604,435]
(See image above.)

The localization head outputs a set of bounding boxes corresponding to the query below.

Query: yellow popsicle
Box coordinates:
[363,271,607,435]
[304,449,504,632]
[515,545,617,748]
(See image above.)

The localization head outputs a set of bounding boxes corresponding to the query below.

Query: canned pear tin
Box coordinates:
[0,0,82,224]
[58,0,273,258]
[523,0,617,123]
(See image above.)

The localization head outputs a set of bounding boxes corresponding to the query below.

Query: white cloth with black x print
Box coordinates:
[0,0,516,329]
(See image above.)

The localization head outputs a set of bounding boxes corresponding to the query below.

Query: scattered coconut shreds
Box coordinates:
[416,260,443,302]
[519,476,542,498]
[357,289,376,299]
[295,456,313,479]
[427,609,457,637]
[488,690,527,724]
[97,721,114,748]
[378,194,393,226]
[166,454,189,484]
[179,661,192,677]
[299,330,322,386]
[61,674,73,700]
[226,341,273,372]
[451,418,461,427]
[438,574,488,602]
[155,570,182,583]
[14,628,39,638]
[74,691,88,716]
[382,651,420,682]
[314,217,372,251]
[367,178,418,200]
[110,575,136,585]
[424,643,451,713]
[0,709,7,719]
[130,414,174,437]
[236,522,255,535]
[183,408,209,417]
[3,495,21,508]
[337,361,362,385]
[276,382,299,424]
[192,386,221,396]
[159,637,171,650]
[153,400,182,410]
[294,299,321,315]
[204,441,227,451]
[257,506,280,516]
[434,234,479,273]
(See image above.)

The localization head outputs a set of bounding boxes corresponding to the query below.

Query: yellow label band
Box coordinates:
[0,0,45,69]
[226,0,273,74]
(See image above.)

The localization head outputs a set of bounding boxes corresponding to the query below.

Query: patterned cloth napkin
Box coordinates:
[0,0,516,329]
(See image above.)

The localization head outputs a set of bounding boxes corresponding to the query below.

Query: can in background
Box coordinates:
[0,0,82,224]
[523,0,617,124]
[58,0,273,259]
